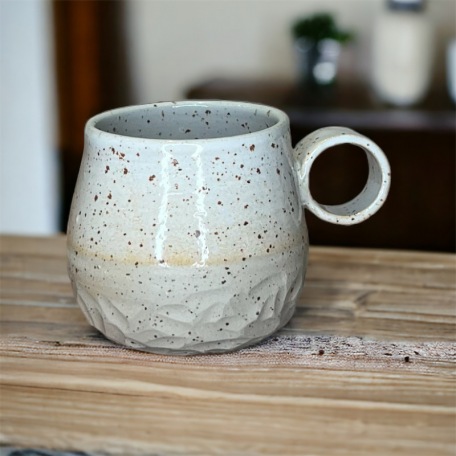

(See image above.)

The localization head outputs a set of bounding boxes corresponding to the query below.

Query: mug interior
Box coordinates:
[94,102,283,140]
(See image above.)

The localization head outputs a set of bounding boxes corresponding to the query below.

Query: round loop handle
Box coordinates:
[294,126,391,225]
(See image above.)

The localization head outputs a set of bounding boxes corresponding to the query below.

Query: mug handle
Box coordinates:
[294,126,391,225]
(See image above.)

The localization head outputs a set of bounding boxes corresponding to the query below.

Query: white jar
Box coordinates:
[447,38,456,103]
[372,0,434,106]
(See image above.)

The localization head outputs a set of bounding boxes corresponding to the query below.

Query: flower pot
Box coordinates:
[295,37,341,86]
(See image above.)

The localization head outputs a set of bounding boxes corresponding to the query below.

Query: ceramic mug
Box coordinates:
[67,101,390,354]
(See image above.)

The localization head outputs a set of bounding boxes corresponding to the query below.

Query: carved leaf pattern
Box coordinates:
[74,263,305,354]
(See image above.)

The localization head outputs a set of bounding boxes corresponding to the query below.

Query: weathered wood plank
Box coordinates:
[0,236,455,455]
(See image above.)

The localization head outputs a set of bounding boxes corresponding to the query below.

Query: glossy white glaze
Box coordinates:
[67,101,390,354]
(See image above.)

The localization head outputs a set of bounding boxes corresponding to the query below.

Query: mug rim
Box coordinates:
[85,100,290,143]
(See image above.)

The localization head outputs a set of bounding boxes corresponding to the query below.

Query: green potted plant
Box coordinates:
[292,13,354,86]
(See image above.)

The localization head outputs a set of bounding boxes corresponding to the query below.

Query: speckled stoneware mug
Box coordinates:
[67,101,390,354]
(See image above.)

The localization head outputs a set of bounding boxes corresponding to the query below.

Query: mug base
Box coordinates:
[96,300,296,355]
[70,246,307,356]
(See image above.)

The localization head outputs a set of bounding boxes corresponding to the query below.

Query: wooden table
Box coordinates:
[1,236,455,455]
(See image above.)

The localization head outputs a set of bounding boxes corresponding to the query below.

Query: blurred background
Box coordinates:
[0,0,455,251]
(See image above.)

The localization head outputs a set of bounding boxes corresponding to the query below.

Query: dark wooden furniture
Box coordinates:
[53,1,131,231]
[187,79,456,252]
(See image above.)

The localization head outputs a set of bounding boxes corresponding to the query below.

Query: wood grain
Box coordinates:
[1,235,455,455]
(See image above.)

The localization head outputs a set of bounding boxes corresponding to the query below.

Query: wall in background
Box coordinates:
[0,0,59,235]
[0,0,453,236]
[125,0,455,103]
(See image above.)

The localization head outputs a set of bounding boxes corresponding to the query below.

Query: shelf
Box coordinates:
[187,78,455,132]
